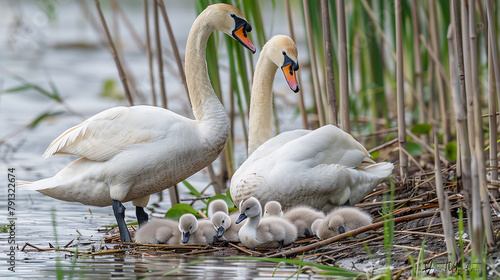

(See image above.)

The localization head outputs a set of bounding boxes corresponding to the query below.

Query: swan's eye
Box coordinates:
[282,51,286,55]
[231,14,236,18]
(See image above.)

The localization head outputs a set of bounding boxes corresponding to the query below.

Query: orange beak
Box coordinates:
[233,25,256,53]
[281,64,299,92]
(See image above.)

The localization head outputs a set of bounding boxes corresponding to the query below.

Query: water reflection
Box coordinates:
[14,255,318,279]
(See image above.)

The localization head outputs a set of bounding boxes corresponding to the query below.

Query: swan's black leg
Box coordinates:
[136,207,149,228]
[112,200,132,243]
[278,240,284,249]
[343,199,351,206]
[304,228,312,238]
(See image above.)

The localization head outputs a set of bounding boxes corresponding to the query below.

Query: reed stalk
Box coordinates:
[410,0,426,125]
[321,0,337,127]
[447,25,463,181]
[111,0,146,52]
[395,0,407,182]
[486,0,500,199]
[144,0,157,106]
[285,0,308,129]
[451,0,472,199]
[486,0,500,146]
[93,0,133,106]
[469,0,495,250]
[336,0,349,131]
[460,0,475,152]
[156,0,189,103]
[433,124,458,266]
[429,0,451,144]
[303,0,325,127]
[154,1,167,109]
[488,34,499,191]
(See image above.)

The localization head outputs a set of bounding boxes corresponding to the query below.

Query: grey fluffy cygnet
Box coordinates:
[311,207,372,240]
[207,199,229,218]
[211,211,244,242]
[236,197,297,249]
[263,201,283,217]
[282,206,325,238]
[179,214,217,244]
[134,219,181,245]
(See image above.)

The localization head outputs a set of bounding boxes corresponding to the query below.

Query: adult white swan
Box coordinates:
[19,3,256,243]
[230,35,393,213]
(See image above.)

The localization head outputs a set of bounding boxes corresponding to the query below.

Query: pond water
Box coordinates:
[0,1,316,278]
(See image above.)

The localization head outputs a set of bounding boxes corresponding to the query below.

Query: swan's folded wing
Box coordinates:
[250,129,310,159]
[281,125,374,167]
[43,106,186,161]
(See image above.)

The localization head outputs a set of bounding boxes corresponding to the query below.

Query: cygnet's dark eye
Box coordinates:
[231,14,236,18]
[282,51,286,55]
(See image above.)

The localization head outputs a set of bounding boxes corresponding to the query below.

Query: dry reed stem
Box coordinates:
[94,0,134,106]
[153,1,167,109]
[337,0,350,131]
[303,0,326,127]
[486,0,500,118]
[433,122,458,264]
[285,0,308,129]
[156,0,189,102]
[395,0,407,182]
[411,0,427,124]
[144,0,157,106]
[469,0,495,250]
[111,0,146,52]
[321,0,338,127]
[429,0,451,144]
[360,0,418,99]
[450,0,472,215]
[461,0,475,153]
[488,34,499,188]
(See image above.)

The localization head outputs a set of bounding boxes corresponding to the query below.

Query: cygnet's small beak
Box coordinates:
[235,213,247,224]
[217,226,225,238]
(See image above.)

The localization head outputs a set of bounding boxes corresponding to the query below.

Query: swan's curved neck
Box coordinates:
[248,49,278,155]
[185,12,229,141]
[247,212,261,230]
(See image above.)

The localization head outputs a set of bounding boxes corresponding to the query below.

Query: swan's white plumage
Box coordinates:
[231,125,393,213]
[230,35,393,213]
[19,4,255,208]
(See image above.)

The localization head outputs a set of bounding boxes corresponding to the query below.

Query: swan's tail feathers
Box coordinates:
[362,162,394,179]
[17,179,57,191]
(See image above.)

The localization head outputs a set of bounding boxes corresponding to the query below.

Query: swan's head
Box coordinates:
[264,35,300,92]
[205,4,256,53]
[179,214,198,243]
[211,212,231,238]
[263,201,283,217]
[236,197,261,223]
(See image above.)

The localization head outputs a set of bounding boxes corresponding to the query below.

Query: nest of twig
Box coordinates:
[98,162,500,278]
